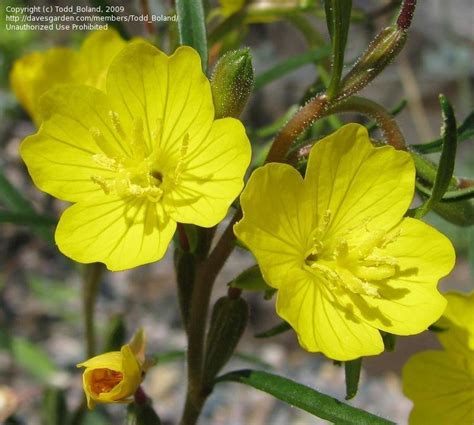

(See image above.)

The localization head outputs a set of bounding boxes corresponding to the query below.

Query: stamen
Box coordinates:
[174,133,190,184]
[109,111,126,140]
[92,154,118,170]
[91,175,112,194]
[131,118,147,159]
[90,127,118,157]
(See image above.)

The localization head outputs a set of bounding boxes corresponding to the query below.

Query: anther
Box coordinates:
[109,111,126,140]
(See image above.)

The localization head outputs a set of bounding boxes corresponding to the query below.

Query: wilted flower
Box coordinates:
[234,123,455,360]
[403,292,474,425]
[20,42,251,271]
[77,329,147,409]
[77,344,142,409]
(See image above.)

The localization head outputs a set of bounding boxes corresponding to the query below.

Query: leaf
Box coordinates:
[254,46,331,91]
[215,369,395,424]
[229,265,273,292]
[412,95,458,218]
[412,110,474,154]
[415,182,474,203]
[0,329,59,383]
[176,0,208,72]
[0,171,54,243]
[344,358,362,400]
[255,321,291,338]
[103,315,127,352]
[234,352,273,370]
[0,211,56,226]
[41,387,68,425]
[325,0,352,99]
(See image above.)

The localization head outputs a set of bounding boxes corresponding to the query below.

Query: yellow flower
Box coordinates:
[77,329,147,409]
[77,344,142,409]
[234,123,455,360]
[403,292,474,425]
[10,29,127,124]
[437,291,474,354]
[20,42,250,271]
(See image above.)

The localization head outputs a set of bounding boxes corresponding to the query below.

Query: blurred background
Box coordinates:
[0,0,473,424]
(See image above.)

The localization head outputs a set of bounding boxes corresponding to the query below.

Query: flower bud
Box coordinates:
[203,295,249,386]
[77,344,142,409]
[211,49,254,118]
[339,25,407,98]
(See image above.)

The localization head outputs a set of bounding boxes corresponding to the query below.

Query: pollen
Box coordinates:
[305,213,398,298]
[89,368,123,395]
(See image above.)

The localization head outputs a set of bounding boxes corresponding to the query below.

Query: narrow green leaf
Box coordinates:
[229,265,272,292]
[415,182,474,203]
[216,369,395,424]
[255,321,291,338]
[154,350,185,364]
[325,0,352,99]
[0,171,33,212]
[176,0,208,72]
[413,95,457,218]
[254,47,331,91]
[344,358,362,400]
[412,111,474,154]
[208,10,246,46]
[234,352,273,370]
[103,315,127,352]
[0,171,54,243]
[0,211,56,226]
[42,387,68,425]
[0,330,58,383]
[254,105,299,139]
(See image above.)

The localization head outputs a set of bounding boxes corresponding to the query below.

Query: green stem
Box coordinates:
[266,95,330,163]
[83,263,104,358]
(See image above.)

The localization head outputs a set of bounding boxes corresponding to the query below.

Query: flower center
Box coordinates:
[89,368,123,395]
[89,111,190,202]
[304,211,398,298]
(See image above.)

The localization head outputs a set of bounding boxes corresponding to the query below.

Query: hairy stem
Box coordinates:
[330,96,407,149]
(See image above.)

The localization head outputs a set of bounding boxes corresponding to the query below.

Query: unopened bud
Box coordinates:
[211,49,254,118]
[203,296,249,387]
[339,26,407,98]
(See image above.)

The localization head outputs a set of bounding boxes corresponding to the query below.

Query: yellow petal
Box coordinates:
[403,350,474,425]
[77,351,123,371]
[80,29,127,90]
[355,218,453,334]
[106,43,214,155]
[276,272,384,360]
[55,195,176,271]
[20,85,134,203]
[304,123,415,242]
[10,48,84,124]
[164,118,251,227]
[437,292,474,354]
[102,345,141,403]
[234,163,315,289]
